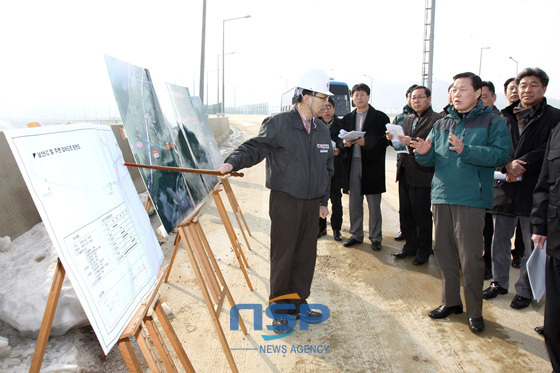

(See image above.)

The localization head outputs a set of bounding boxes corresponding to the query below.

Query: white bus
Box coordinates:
[280,81,351,118]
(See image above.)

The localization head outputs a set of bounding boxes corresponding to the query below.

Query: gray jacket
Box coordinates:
[225,107,334,205]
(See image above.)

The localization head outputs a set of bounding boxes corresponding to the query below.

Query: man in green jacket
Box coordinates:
[412,72,510,333]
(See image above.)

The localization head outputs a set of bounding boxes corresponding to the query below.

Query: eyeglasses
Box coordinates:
[322,105,333,110]
[352,92,368,98]
[411,96,427,100]
[313,94,329,101]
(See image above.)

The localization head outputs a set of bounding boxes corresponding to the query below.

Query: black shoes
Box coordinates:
[333,230,342,241]
[371,241,382,251]
[413,257,428,266]
[318,228,327,239]
[535,326,544,336]
[272,318,295,334]
[468,317,485,333]
[392,250,415,259]
[482,282,508,299]
[298,309,323,323]
[394,231,405,241]
[428,304,463,319]
[510,295,532,309]
[343,238,361,247]
[511,256,522,268]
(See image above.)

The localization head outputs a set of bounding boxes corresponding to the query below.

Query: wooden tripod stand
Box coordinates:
[30,262,195,372]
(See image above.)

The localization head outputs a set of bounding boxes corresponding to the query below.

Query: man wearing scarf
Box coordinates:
[485,68,560,310]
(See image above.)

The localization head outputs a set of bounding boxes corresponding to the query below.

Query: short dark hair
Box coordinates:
[453,72,483,91]
[515,67,549,87]
[481,81,495,95]
[296,89,313,103]
[351,83,370,96]
[504,78,515,93]
[412,86,431,98]
[327,96,335,106]
[406,84,419,97]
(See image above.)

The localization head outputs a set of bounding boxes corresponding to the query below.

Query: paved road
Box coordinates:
[157,114,550,373]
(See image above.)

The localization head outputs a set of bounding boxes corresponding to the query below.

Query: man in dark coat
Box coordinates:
[388,86,441,265]
[484,67,560,311]
[341,83,390,251]
[531,122,560,373]
[318,96,346,241]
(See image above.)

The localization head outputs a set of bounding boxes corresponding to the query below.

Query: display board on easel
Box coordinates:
[4,124,164,355]
[105,55,220,234]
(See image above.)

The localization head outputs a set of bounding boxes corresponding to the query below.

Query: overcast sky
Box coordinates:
[1,0,559,121]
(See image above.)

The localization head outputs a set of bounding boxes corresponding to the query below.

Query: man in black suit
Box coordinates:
[341,83,390,251]
[318,96,346,241]
[387,86,441,265]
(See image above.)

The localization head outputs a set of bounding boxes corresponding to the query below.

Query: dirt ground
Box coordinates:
[138,114,548,373]
[47,114,549,372]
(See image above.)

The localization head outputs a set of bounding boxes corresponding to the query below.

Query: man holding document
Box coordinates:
[341,83,390,251]
[386,86,441,265]
[531,122,560,373]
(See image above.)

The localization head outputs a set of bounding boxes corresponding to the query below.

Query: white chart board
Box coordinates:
[4,123,163,354]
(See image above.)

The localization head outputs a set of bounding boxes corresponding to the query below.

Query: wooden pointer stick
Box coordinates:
[124,163,244,177]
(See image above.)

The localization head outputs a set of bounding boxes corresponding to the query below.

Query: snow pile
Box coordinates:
[0,223,88,337]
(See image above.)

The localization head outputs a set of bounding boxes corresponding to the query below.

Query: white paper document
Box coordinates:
[527,242,547,302]
[4,124,163,354]
[385,124,409,154]
[338,129,365,142]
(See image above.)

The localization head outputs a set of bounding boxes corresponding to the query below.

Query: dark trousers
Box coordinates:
[433,204,486,318]
[269,191,319,313]
[398,170,432,260]
[319,179,343,232]
[545,256,560,372]
[483,213,493,272]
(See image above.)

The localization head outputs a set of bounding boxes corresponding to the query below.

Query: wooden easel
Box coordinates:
[172,202,248,372]
[30,261,195,373]
[218,176,252,251]
[211,181,253,290]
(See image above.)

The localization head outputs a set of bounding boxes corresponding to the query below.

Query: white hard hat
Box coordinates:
[296,69,333,96]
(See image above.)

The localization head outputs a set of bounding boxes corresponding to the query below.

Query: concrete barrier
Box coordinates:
[0,131,43,239]
[208,116,230,144]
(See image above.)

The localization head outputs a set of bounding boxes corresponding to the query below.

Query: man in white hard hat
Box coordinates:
[218,68,334,334]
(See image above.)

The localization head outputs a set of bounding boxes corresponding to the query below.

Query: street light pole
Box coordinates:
[222,15,250,115]
[509,56,519,75]
[199,0,207,102]
[478,46,490,76]
[217,52,235,114]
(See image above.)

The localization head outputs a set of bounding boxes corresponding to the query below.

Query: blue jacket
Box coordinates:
[415,102,510,209]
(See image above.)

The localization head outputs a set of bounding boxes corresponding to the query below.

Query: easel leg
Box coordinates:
[212,190,253,290]
[154,300,195,372]
[177,224,240,373]
[164,234,181,283]
[221,178,252,239]
[135,325,165,372]
[29,259,66,373]
[192,221,248,335]
[118,338,143,372]
[144,315,178,373]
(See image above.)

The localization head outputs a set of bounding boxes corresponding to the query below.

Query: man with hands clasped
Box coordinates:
[387,86,442,266]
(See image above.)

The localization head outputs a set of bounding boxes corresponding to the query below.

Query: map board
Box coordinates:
[105,55,201,234]
[4,124,164,354]
[167,83,223,171]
